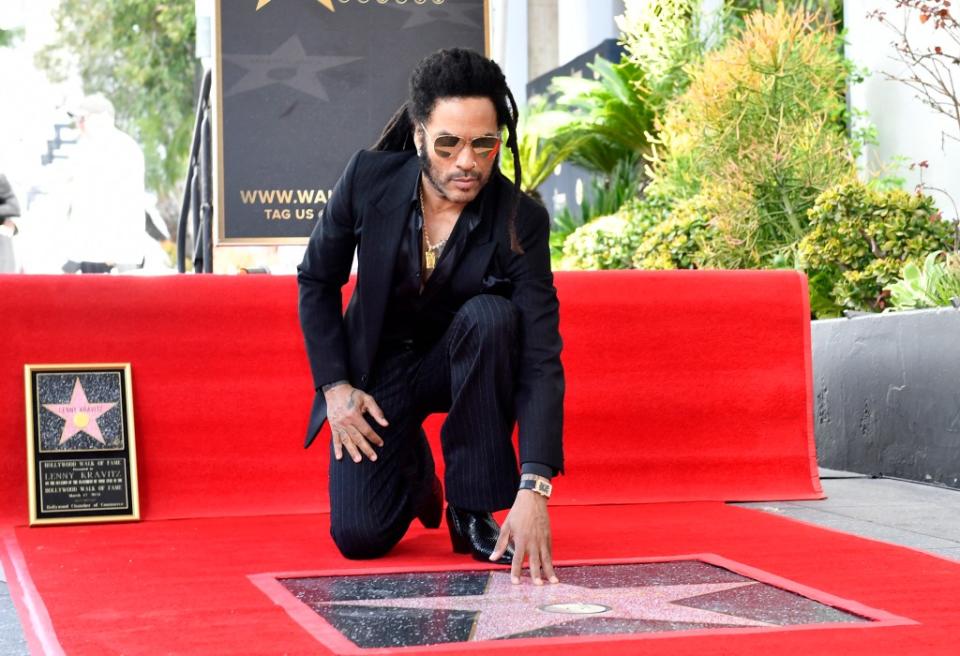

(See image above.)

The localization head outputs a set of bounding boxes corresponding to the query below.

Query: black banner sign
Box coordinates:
[215,0,488,244]
[25,364,140,525]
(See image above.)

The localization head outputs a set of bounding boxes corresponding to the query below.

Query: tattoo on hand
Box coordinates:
[347,390,359,410]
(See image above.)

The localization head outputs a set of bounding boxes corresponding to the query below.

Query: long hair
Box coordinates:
[373,48,524,254]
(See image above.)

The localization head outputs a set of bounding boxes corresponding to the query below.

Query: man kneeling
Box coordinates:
[297,48,564,586]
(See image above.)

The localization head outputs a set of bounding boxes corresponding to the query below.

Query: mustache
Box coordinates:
[448,171,481,181]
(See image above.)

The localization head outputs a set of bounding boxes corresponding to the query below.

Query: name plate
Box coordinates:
[25,364,140,525]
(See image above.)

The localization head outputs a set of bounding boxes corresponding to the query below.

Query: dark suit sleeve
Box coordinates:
[507,201,565,473]
[297,150,363,390]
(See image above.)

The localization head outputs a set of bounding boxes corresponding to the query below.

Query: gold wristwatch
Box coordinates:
[519,474,553,499]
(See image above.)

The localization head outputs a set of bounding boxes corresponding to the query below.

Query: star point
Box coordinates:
[326,572,773,642]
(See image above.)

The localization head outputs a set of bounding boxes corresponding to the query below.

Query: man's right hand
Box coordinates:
[323,383,388,463]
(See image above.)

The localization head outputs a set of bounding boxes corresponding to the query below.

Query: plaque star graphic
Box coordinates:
[327,572,772,641]
[223,36,361,101]
[257,0,335,12]
[389,2,483,30]
[42,378,117,446]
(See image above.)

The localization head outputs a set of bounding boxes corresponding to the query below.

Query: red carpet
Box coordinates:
[5,503,960,655]
[0,271,820,525]
[0,271,842,653]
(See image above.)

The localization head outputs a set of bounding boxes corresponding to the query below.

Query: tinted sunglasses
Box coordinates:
[420,123,501,160]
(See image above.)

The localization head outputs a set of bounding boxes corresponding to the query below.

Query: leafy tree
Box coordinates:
[37,0,197,219]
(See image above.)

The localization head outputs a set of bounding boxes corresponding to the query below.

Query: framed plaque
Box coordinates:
[24,364,140,526]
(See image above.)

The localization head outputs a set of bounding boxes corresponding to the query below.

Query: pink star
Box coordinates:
[330,572,772,641]
[42,378,117,445]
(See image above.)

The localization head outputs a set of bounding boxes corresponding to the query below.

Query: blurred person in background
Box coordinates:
[62,93,145,273]
[0,172,21,273]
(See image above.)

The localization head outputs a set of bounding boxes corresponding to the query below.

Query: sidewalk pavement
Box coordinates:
[1,469,958,655]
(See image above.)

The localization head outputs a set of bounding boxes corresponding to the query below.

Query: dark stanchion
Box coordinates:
[177,69,214,273]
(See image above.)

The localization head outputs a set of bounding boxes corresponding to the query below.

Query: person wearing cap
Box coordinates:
[62,93,146,274]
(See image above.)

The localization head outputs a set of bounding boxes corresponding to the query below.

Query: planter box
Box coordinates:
[812,307,960,489]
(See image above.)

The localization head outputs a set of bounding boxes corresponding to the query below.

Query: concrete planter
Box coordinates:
[811,307,960,489]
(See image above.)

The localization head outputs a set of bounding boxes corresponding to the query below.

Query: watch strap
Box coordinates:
[518,477,552,498]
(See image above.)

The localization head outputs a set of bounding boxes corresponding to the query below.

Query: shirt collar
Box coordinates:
[411,172,488,234]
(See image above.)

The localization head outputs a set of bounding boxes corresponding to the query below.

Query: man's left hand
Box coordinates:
[490,490,558,585]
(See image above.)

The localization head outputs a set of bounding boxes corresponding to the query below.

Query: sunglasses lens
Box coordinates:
[433,135,462,158]
[472,137,500,158]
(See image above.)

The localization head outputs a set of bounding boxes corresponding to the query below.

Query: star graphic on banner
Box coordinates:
[389,2,483,30]
[223,36,361,100]
[42,378,117,446]
[326,572,772,640]
[257,0,335,12]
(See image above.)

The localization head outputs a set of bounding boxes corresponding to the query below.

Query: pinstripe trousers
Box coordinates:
[328,294,522,559]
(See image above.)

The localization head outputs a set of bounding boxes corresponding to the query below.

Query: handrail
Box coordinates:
[176,69,214,273]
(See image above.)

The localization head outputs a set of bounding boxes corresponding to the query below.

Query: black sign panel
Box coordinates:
[215,0,488,244]
[25,364,140,525]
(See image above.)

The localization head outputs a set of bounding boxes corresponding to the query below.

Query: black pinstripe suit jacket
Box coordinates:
[296,149,564,472]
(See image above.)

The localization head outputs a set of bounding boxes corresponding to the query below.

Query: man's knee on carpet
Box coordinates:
[330,516,408,560]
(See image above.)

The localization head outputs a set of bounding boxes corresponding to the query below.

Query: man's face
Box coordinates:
[415,96,500,206]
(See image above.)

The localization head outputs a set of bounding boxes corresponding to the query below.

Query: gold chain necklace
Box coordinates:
[419,183,447,271]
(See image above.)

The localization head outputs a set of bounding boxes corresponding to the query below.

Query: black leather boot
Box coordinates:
[446,505,514,565]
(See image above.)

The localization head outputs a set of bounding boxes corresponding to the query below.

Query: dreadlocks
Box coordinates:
[373,48,524,254]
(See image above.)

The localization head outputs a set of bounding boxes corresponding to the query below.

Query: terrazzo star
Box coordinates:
[298,48,564,584]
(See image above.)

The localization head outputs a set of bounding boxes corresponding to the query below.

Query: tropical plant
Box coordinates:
[887,251,960,310]
[499,98,578,202]
[37,0,197,221]
[646,4,855,269]
[548,56,656,176]
[548,161,643,263]
[798,181,958,314]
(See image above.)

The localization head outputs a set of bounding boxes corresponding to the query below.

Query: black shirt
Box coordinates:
[379,179,482,352]
[378,176,554,480]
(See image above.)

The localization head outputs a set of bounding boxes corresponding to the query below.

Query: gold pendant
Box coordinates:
[425,249,437,269]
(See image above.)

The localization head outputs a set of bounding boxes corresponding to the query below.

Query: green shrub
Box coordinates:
[549,161,643,264]
[559,196,666,270]
[646,5,855,269]
[887,251,960,310]
[560,214,639,270]
[616,0,706,113]
[798,181,958,313]
[632,196,713,270]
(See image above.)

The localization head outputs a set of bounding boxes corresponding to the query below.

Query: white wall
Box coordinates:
[845,0,960,218]
[489,0,529,106]
[556,0,623,64]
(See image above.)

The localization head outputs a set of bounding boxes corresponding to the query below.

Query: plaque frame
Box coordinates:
[24,363,141,526]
